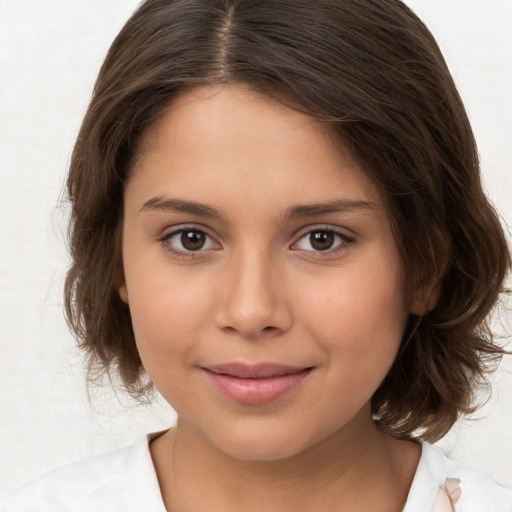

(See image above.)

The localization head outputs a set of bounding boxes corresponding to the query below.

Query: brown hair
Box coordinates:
[64,0,510,442]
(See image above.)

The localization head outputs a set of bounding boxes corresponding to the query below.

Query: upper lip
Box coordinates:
[203,363,311,379]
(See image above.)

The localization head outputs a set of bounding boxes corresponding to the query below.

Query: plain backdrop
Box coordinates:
[1,0,511,501]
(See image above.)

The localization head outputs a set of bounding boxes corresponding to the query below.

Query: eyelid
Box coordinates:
[160,223,203,236]
[158,224,221,255]
[157,223,355,258]
[290,225,356,253]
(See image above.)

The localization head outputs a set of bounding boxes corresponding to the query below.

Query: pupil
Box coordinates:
[311,231,334,251]
[181,231,205,250]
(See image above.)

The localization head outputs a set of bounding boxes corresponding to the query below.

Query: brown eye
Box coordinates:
[292,228,352,254]
[309,231,335,251]
[162,228,218,254]
[180,230,207,250]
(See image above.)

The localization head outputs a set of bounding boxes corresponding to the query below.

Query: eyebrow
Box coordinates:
[140,197,223,219]
[284,199,377,219]
[140,197,376,219]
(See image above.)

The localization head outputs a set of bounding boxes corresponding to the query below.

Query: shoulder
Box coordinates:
[404,441,512,512]
[1,434,166,512]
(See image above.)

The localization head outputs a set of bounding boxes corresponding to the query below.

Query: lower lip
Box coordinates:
[204,369,312,406]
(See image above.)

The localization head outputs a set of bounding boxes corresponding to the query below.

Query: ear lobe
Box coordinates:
[118,284,129,304]
[410,279,442,316]
[114,271,129,304]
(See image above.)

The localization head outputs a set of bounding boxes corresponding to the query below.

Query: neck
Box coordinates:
[150,410,420,512]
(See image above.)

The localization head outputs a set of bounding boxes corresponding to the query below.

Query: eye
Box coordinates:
[292,229,352,253]
[161,228,218,253]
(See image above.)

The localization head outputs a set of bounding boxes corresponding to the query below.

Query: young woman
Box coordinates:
[3,1,511,510]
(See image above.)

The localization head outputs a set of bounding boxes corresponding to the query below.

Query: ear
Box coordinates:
[114,270,129,304]
[410,278,443,316]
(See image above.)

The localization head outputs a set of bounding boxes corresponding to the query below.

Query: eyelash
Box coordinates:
[159,227,219,259]
[291,227,355,256]
[158,226,355,259]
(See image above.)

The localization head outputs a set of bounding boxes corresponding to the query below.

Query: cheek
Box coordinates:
[127,277,215,409]
[300,260,407,380]
[305,262,406,327]
[126,269,214,367]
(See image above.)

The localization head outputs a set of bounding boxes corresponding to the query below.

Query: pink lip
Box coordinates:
[202,363,313,406]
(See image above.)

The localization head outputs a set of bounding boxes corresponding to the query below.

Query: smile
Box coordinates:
[202,363,313,406]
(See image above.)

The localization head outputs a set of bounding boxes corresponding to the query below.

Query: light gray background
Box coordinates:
[1,0,511,501]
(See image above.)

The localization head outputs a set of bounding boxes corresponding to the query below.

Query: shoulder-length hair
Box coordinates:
[65,0,510,442]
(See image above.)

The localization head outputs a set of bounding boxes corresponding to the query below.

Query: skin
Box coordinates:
[119,84,421,511]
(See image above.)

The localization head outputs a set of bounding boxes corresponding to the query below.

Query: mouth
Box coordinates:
[201,363,314,406]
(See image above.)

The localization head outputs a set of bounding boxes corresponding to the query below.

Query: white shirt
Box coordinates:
[2,433,511,512]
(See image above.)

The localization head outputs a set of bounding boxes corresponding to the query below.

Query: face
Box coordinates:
[119,85,410,461]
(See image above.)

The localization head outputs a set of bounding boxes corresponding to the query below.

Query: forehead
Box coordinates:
[128,84,384,213]
[137,84,343,155]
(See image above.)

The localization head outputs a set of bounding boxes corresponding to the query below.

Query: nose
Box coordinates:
[214,248,293,339]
